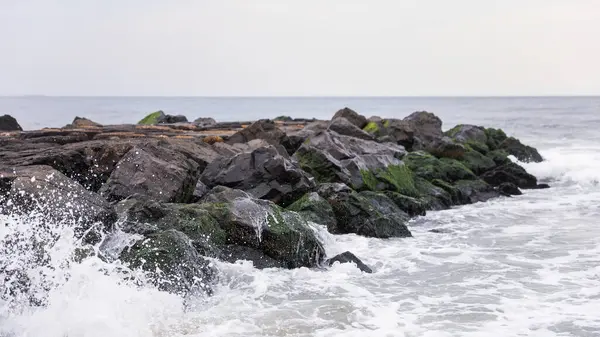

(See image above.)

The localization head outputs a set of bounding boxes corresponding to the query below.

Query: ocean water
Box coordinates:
[1,96,600,336]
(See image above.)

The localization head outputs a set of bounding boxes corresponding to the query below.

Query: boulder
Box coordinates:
[403,111,443,149]
[453,179,500,204]
[226,119,288,150]
[293,130,407,191]
[487,149,512,166]
[325,190,412,238]
[413,178,454,211]
[65,116,102,129]
[460,149,496,175]
[363,118,416,150]
[328,117,374,141]
[191,180,209,202]
[100,143,199,203]
[332,107,368,129]
[497,182,522,196]
[403,151,476,183]
[193,117,217,127]
[498,137,543,163]
[382,191,427,217]
[199,187,326,268]
[120,229,216,296]
[427,137,466,159]
[0,165,116,242]
[445,124,487,144]
[316,182,353,199]
[138,111,166,125]
[0,114,22,131]
[137,111,188,125]
[286,192,337,228]
[200,145,315,206]
[0,139,138,192]
[481,162,537,189]
[327,251,373,273]
[484,128,508,150]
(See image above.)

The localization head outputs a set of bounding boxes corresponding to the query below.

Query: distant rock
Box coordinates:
[226,119,290,152]
[0,114,22,131]
[138,111,188,125]
[65,116,102,129]
[193,117,217,127]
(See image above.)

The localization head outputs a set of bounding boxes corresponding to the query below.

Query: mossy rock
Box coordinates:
[295,146,342,184]
[120,229,216,295]
[363,121,380,134]
[453,179,499,203]
[487,149,511,166]
[460,149,496,175]
[274,115,293,121]
[383,191,427,217]
[375,164,419,197]
[138,110,165,125]
[327,191,412,238]
[404,151,475,183]
[465,141,490,155]
[431,179,463,205]
[414,178,453,210]
[484,128,508,151]
[286,192,336,228]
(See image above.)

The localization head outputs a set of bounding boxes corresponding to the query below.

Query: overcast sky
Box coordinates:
[1,0,599,96]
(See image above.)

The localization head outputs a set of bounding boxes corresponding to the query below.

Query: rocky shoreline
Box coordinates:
[0,108,548,297]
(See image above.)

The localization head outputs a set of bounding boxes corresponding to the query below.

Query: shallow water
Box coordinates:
[1,97,600,336]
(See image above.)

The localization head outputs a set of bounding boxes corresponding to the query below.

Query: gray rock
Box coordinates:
[403,111,443,149]
[286,192,337,228]
[445,124,487,144]
[226,119,288,149]
[0,114,22,131]
[100,143,199,203]
[193,117,217,127]
[200,145,315,206]
[328,117,374,141]
[454,179,500,204]
[332,107,368,129]
[481,162,538,189]
[499,137,543,163]
[0,165,116,243]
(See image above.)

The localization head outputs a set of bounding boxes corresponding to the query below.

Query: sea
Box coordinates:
[1,96,600,337]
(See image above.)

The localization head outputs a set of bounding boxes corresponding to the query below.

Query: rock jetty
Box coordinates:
[0,108,547,296]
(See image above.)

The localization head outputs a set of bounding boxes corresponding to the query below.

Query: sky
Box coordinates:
[1,0,599,96]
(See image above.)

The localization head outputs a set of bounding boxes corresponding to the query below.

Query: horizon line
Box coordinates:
[1,94,599,98]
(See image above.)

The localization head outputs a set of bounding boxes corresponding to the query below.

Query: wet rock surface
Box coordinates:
[0,109,548,295]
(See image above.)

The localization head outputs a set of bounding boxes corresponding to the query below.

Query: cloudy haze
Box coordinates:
[1,0,599,96]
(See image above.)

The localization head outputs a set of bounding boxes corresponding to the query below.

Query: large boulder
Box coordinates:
[293,130,408,191]
[199,187,326,268]
[226,119,289,150]
[403,151,476,183]
[332,107,368,129]
[100,143,199,203]
[459,149,496,175]
[413,178,454,211]
[403,111,443,149]
[328,117,374,141]
[283,121,328,154]
[325,189,412,238]
[0,114,22,131]
[286,192,337,228]
[120,229,216,296]
[453,179,500,204]
[481,162,538,189]
[498,137,543,163]
[363,118,416,150]
[200,145,315,206]
[0,165,116,242]
[445,124,487,144]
